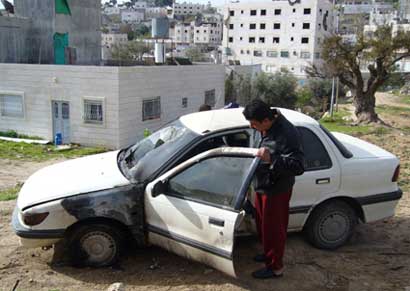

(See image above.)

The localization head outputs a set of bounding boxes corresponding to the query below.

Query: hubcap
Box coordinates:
[80,231,116,265]
[319,212,349,243]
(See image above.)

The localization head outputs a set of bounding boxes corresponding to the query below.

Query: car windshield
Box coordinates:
[118,119,198,182]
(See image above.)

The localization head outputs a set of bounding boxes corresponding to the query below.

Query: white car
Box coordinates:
[12,108,402,277]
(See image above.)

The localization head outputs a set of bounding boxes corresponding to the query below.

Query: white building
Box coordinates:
[145,7,167,19]
[103,6,121,15]
[222,0,334,77]
[194,22,222,46]
[102,33,129,60]
[173,2,207,17]
[0,64,225,148]
[121,9,145,24]
[133,1,147,9]
[171,22,194,44]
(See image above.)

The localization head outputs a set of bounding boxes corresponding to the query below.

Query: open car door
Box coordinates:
[145,147,260,277]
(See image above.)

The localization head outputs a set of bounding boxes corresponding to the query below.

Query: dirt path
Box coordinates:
[376,92,410,108]
[0,159,66,191]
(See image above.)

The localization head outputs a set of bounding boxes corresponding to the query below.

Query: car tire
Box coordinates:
[68,223,124,267]
[304,200,357,250]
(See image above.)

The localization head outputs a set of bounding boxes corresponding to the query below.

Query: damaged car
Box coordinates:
[12,108,402,277]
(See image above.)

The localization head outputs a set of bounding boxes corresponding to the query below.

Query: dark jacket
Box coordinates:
[252,110,305,195]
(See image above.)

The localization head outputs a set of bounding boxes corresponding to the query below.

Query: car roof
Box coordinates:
[180,107,319,134]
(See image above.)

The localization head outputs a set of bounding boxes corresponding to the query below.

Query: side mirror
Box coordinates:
[152,180,168,198]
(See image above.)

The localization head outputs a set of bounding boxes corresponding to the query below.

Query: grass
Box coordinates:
[0,184,22,201]
[0,140,108,162]
[0,130,44,140]
[319,110,373,136]
[376,104,410,117]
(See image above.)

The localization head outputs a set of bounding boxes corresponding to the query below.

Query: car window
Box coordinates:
[298,127,332,171]
[167,156,254,209]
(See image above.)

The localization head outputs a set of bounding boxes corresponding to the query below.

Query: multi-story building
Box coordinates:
[103,6,121,15]
[101,33,128,60]
[173,2,207,17]
[194,20,223,46]
[171,22,194,44]
[133,2,147,9]
[222,0,334,77]
[121,9,145,23]
[145,7,167,19]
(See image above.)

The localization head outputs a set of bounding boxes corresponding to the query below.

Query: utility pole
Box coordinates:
[330,0,339,118]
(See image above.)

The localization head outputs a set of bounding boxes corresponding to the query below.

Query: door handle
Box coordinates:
[316,178,330,185]
[209,217,225,227]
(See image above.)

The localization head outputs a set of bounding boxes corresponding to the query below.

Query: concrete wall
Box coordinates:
[0,16,31,63]
[118,65,225,147]
[0,64,120,148]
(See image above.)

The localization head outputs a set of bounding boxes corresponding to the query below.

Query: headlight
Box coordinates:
[23,212,49,226]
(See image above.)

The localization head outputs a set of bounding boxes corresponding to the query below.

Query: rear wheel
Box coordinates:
[304,200,358,250]
[68,224,123,267]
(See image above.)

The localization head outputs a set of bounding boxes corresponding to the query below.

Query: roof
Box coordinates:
[180,107,319,134]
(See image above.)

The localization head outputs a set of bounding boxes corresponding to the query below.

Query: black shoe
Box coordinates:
[253,253,266,263]
[251,267,283,279]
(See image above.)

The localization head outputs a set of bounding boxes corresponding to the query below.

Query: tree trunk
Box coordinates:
[353,91,379,123]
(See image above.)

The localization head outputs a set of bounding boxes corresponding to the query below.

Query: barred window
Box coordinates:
[204,89,216,107]
[300,51,311,59]
[266,51,278,57]
[84,99,103,124]
[0,94,24,118]
[143,97,161,121]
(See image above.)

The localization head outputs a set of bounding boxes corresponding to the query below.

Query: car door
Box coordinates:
[145,148,260,277]
[290,125,341,229]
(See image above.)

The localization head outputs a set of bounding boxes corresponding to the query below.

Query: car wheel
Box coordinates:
[304,200,357,250]
[69,224,123,267]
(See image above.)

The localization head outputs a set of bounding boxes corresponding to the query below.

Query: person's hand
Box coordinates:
[256,147,271,163]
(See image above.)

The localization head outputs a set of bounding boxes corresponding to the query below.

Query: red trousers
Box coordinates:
[254,190,292,271]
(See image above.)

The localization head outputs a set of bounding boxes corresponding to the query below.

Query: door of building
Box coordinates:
[52,101,70,144]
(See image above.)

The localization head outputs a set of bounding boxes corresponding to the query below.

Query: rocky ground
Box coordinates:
[0,93,409,291]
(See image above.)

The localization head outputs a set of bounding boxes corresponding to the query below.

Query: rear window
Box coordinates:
[320,125,353,159]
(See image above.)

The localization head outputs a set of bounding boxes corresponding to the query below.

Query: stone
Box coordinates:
[106,282,125,291]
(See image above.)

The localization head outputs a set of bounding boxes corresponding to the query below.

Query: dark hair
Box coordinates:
[199,104,212,111]
[242,99,274,122]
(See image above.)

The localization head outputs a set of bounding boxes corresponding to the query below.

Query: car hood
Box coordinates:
[17,151,131,210]
[333,132,396,159]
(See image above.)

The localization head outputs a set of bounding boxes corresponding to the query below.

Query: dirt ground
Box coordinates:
[1,94,409,291]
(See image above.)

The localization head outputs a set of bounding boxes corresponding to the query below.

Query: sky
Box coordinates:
[0,0,227,9]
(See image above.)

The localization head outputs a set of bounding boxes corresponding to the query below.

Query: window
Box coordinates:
[303,23,310,29]
[240,23,244,27]
[229,24,234,29]
[240,37,243,41]
[246,50,250,54]
[259,37,265,43]
[260,23,266,29]
[229,37,233,43]
[0,94,24,118]
[293,8,296,13]
[261,9,266,15]
[250,10,257,16]
[291,37,294,41]
[301,37,309,44]
[182,97,188,108]
[292,23,295,27]
[142,97,161,121]
[204,89,216,107]
[298,127,332,171]
[300,51,311,59]
[250,23,256,29]
[254,50,262,57]
[241,10,244,14]
[304,8,311,14]
[315,52,321,59]
[84,99,103,124]
[274,23,281,29]
[280,51,289,58]
[229,10,234,16]
[249,37,255,43]
[266,51,278,57]
[293,51,297,56]
[273,37,280,43]
[274,9,281,15]
[168,156,254,209]
[240,50,244,54]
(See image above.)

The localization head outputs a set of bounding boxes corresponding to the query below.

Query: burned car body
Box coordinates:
[13,108,402,277]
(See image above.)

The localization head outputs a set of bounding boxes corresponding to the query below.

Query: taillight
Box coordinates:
[23,212,49,226]
[392,165,400,182]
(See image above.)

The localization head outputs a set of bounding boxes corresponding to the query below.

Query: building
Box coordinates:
[101,33,128,60]
[0,16,30,63]
[173,1,207,17]
[145,7,168,19]
[121,9,145,24]
[222,0,335,77]
[133,2,147,9]
[10,0,101,65]
[0,64,224,148]
[171,22,194,44]
[400,0,410,20]
[194,13,223,46]
[103,6,121,15]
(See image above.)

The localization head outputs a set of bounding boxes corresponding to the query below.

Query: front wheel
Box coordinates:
[68,224,123,267]
[304,200,358,250]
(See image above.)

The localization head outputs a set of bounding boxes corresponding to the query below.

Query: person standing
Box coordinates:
[242,99,305,279]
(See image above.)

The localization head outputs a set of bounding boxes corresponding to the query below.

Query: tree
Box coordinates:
[253,69,298,109]
[185,47,203,62]
[225,72,235,104]
[154,0,172,7]
[111,41,151,65]
[306,25,410,123]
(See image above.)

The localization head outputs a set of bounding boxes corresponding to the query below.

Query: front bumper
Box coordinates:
[12,207,65,248]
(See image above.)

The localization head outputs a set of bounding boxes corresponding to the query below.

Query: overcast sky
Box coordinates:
[1,0,227,9]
